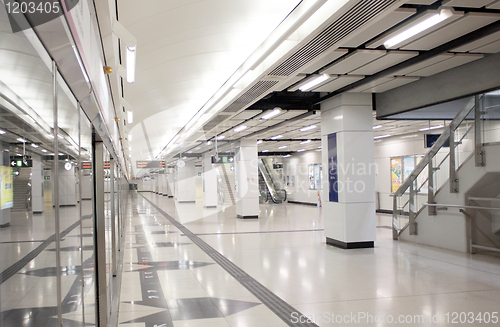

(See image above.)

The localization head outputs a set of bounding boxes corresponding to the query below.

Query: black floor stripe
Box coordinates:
[0,214,92,285]
[0,240,46,244]
[140,195,319,327]
[189,229,324,236]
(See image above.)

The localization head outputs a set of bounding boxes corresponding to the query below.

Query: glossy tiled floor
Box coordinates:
[118,192,500,327]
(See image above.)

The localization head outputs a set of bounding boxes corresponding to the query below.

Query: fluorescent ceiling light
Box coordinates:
[234,125,247,133]
[374,134,391,139]
[318,146,322,149]
[257,140,263,145]
[31,144,39,148]
[401,134,418,139]
[373,125,382,129]
[195,146,201,150]
[262,150,269,153]
[187,151,193,154]
[17,138,26,143]
[217,135,225,140]
[283,154,291,158]
[261,108,281,120]
[128,134,133,141]
[271,135,283,140]
[300,140,311,145]
[300,125,316,132]
[126,46,136,83]
[0,130,5,134]
[278,145,287,149]
[419,125,443,131]
[206,141,212,146]
[127,111,133,124]
[299,74,330,91]
[384,9,453,48]
[41,149,48,153]
[297,149,305,152]
[129,147,132,151]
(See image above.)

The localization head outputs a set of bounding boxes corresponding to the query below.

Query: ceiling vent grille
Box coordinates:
[222,80,279,114]
[268,0,397,77]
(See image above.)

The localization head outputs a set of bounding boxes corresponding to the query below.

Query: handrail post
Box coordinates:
[393,195,399,240]
[428,159,436,216]
[475,94,485,167]
[409,179,417,235]
[449,125,458,193]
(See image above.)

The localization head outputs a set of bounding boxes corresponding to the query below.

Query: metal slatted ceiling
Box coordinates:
[350,50,419,75]
[405,0,436,4]
[360,76,421,93]
[472,39,500,53]
[406,53,484,76]
[298,49,348,75]
[341,8,416,48]
[320,49,386,75]
[401,12,500,51]
[268,0,399,76]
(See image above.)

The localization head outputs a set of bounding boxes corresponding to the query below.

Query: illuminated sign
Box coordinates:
[9,158,32,168]
[136,161,166,169]
[104,161,110,169]
[273,163,284,169]
[81,162,92,169]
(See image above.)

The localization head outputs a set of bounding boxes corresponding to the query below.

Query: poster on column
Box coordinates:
[328,133,338,202]
[1,166,13,209]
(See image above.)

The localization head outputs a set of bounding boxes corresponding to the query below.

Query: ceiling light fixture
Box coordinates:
[300,140,311,145]
[384,9,453,48]
[262,150,269,153]
[271,135,283,140]
[41,149,48,153]
[261,108,281,120]
[373,125,382,129]
[374,134,391,139]
[31,144,39,148]
[257,140,263,145]
[300,125,316,132]
[17,138,26,143]
[283,154,291,158]
[127,111,133,124]
[297,149,306,152]
[299,74,330,91]
[128,134,133,141]
[234,125,247,133]
[419,125,443,131]
[217,135,225,140]
[0,130,5,134]
[279,145,287,149]
[126,46,136,83]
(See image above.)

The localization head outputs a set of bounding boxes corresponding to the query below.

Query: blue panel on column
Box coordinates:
[328,133,338,203]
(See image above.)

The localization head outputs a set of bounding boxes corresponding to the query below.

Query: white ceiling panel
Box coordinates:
[366,10,457,49]
[232,110,261,120]
[392,53,455,76]
[341,8,416,48]
[298,49,348,74]
[401,12,500,51]
[405,0,437,4]
[320,50,386,75]
[350,50,419,75]
[407,53,484,76]
[487,1,500,9]
[348,77,393,93]
[312,75,365,92]
[444,0,493,7]
[452,30,500,52]
[472,39,500,53]
[277,110,309,120]
[361,76,420,93]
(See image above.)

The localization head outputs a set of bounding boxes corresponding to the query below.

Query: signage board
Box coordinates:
[273,163,284,169]
[81,161,92,169]
[9,158,32,168]
[136,161,166,169]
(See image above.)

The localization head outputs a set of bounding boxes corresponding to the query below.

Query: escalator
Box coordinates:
[258,159,286,204]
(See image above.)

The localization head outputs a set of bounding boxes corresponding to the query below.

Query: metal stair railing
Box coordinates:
[393,95,483,240]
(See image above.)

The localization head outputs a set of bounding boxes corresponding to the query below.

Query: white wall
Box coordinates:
[283,151,323,205]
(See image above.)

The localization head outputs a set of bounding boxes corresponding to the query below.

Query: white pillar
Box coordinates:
[321,93,376,249]
[235,139,259,219]
[32,156,44,213]
[202,152,218,208]
[176,161,196,203]
[161,174,168,196]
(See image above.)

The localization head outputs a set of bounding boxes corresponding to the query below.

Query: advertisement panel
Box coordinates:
[1,166,13,209]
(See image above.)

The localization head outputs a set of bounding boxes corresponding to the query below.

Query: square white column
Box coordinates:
[176,160,196,203]
[321,93,376,249]
[235,139,259,218]
[202,152,218,208]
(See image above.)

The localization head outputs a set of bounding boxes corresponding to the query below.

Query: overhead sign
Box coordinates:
[104,161,110,169]
[9,158,32,168]
[211,156,233,164]
[136,161,166,169]
[273,163,284,169]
